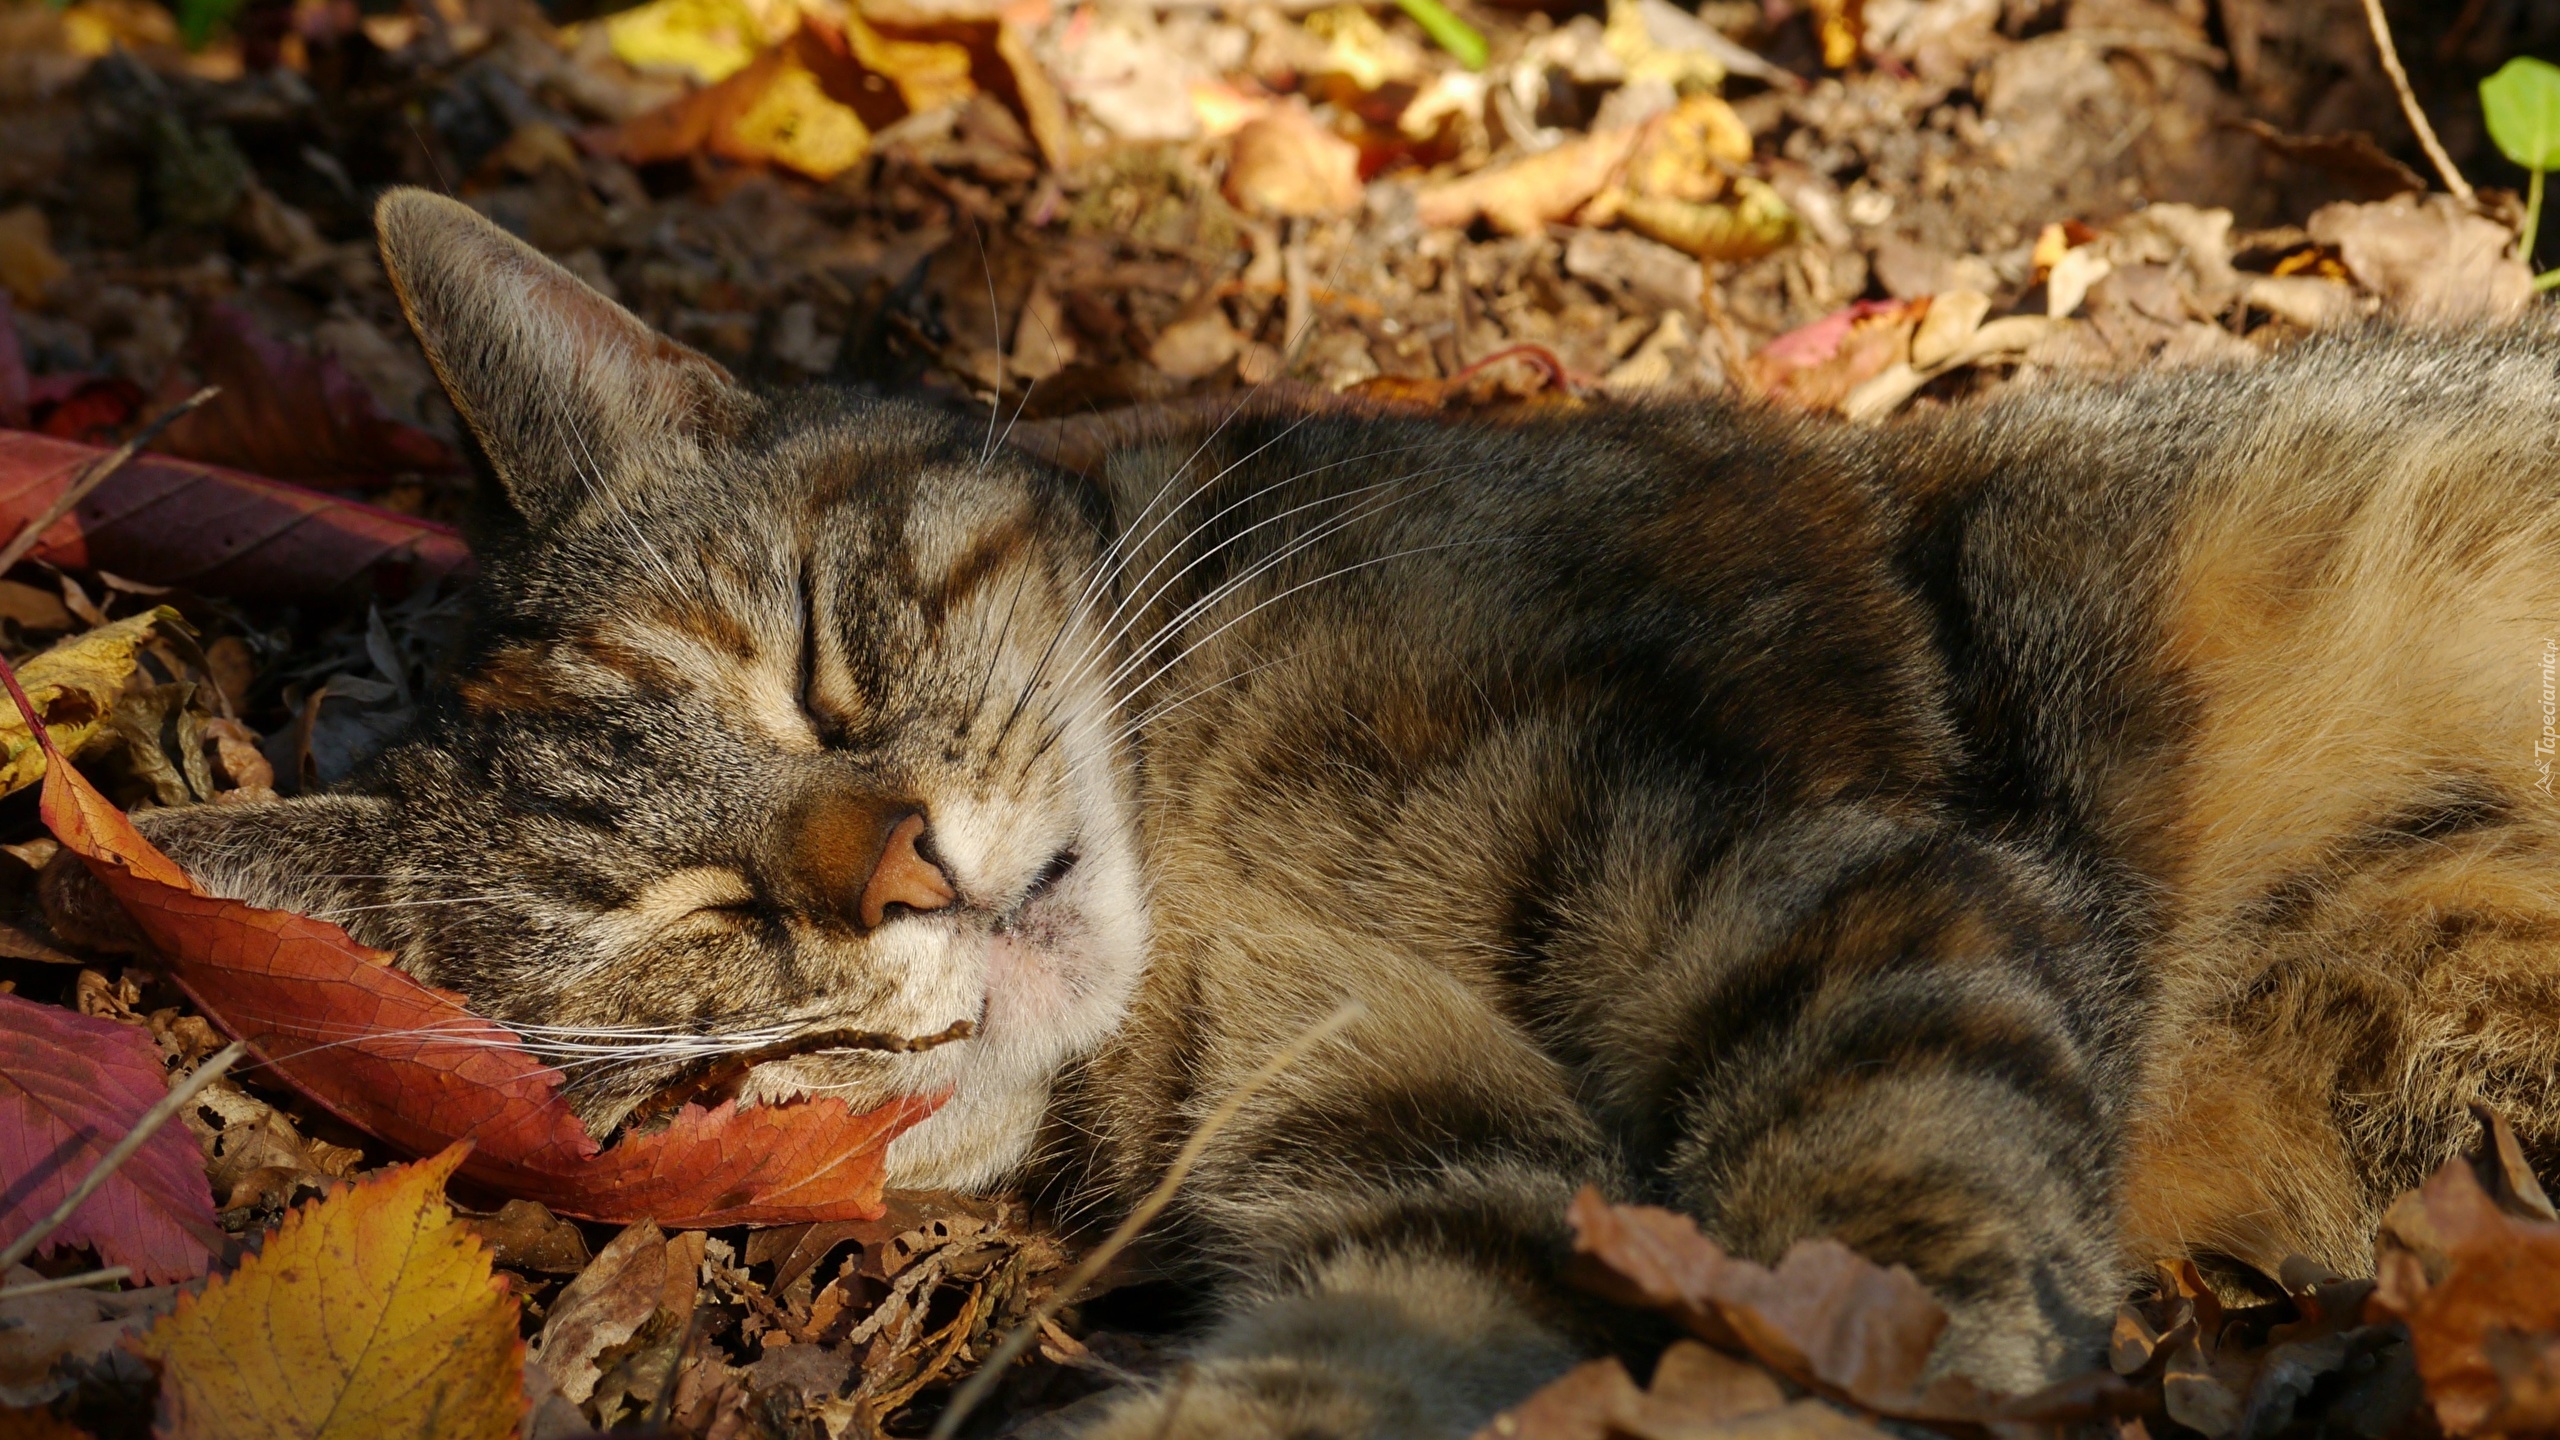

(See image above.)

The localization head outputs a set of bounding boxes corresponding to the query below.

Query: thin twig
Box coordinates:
[0,1042,245,1275]
[0,386,219,580]
[2358,0,2474,208]
[0,1265,132,1301]
[928,1000,1368,1440]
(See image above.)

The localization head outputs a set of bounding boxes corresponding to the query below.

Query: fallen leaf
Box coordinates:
[2306,194,2534,326]
[457,1199,591,1276]
[2229,120,2425,201]
[612,45,873,180]
[836,12,975,117]
[184,1074,361,1211]
[533,1221,671,1405]
[1147,308,1242,380]
[0,990,220,1284]
[5,665,936,1226]
[134,1145,525,1440]
[0,431,470,602]
[602,0,776,84]
[0,208,66,309]
[1,1263,176,1408]
[1470,1346,1882,1440]
[1618,179,1795,262]
[1416,126,1644,236]
[2370,1143,2560,1435]
[1565,1187,1999,1423]
[1224,104,1363,219]
[0,609,176,799]
[724,57,873,180]
[153,305,459,484]
[1750,300,1923,412]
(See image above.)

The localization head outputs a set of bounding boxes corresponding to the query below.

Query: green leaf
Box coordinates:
[1394,0,1487,71]
[2482,56,2560,172]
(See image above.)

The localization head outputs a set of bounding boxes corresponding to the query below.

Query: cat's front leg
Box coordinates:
[1067,1250,1589,1440]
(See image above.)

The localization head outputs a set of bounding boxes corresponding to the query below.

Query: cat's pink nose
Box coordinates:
[861,813,956,928]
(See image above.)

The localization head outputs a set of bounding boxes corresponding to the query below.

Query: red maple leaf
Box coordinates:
[0,991,222,1282]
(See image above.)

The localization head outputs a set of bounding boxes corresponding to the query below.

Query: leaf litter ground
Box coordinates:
[4,0,2560,1434]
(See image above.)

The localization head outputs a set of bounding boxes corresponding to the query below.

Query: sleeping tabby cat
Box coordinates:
[76,189,2560,1435]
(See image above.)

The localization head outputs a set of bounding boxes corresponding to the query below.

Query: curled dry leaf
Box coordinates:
[532,1219,676,1406]
[2369,1135,2560,1436]
[0,660,938,1228]
[1,1262,176,1408]
[0,607,176,798]
[0,431,469,602]
[1564,1186,2001,1424]
[1224,104,1363,219]
[1416,126,1645,236]
[0,990,222,1283]
[614,45,873,182]
[133,1145,525,1440]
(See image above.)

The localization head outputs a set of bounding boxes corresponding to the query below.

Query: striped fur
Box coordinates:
[97,191,2560,1435]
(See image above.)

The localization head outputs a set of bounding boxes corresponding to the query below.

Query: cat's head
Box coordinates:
[128,190,1152,1187]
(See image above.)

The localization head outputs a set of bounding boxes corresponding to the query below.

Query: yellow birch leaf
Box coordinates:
[604,0,766,84]
[843,12,974,115]
[725,61,871,179]
[133,1146,525,1440]
[0,206,71,308]
[0,607,178,798]
[1621,177,1796,261]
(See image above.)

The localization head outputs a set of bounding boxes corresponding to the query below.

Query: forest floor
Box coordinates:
[2,0,2559,1435]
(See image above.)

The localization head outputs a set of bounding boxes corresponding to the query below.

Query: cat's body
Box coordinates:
[104,191,2560,1436]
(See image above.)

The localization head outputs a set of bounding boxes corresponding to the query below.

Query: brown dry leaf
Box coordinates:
[0,1264,175,1409]
[1472,1345,1879,1440]
[2306,194,2534,326]
[459,1200,593,1276]
[1147,309,1242,381]
[1565,1187,1998,1424]
[2370,1131,2560,1435]
[1225,104,1363,219]
[532,1220,674,1406]
[184,1072,363,1211]
[134,1145,526,1440]
[0,207,66,309]
[1417,127,1645,236]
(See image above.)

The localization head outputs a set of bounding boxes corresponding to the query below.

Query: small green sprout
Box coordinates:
[2481,56,2560,291]
[1395,0,1488,72]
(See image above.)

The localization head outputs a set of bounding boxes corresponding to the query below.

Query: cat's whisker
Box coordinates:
[1103,652,1297,750]
[306,893,544,918]
[1105,536,1516,720]
[1042,443,1445,705]
[1020,445,1459,761]
[1089,462,1488,706]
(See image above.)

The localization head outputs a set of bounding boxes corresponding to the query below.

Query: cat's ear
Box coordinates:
[374,187,753,527]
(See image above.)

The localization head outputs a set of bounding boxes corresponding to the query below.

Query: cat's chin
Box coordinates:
[728,849,1152,1191]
